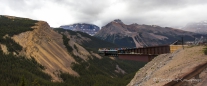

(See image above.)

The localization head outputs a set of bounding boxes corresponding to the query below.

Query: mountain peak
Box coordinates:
[113,19,123,24]
[60,23,100,36]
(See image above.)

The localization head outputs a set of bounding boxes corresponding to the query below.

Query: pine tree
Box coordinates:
[19,76,26,86]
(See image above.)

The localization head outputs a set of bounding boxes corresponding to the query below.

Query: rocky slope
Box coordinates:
[12,21,78,82]
[94,19,204,47]
[0,16,102,82]
[128,46,207,86]
[183,21,207,34]
[60,23,100,36]
[12,21,106,82]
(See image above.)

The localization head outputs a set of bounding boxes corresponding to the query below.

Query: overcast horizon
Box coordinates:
[0,0,207,28]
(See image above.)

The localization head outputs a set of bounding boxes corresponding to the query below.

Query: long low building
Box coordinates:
[118,45,186,62]
[98,44,187,62]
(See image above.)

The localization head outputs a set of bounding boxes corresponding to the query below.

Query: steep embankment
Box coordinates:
[12,21,78,82]
[128,46,207,86]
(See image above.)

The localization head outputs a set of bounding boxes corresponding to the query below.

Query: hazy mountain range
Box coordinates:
[183,21,207,34]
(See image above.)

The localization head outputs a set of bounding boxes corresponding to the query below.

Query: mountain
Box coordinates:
[183,21,207,34]
[60,23,100,36]
[128,46,207,86]
[94,19,204,47]
[0,15,146,85]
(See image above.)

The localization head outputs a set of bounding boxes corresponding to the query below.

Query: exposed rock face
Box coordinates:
[128,46,207,86]
[183,21,207,34]
[60,23,100,36]
[94,19,204,47]
[115,65,126,74]
[12,21,78,82]
[0,44,9,54]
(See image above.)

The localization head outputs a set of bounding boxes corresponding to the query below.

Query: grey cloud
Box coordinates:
[0,0,207,28]
[0,0,43,13]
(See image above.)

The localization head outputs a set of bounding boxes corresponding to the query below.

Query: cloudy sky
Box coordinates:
[0,0,207,28]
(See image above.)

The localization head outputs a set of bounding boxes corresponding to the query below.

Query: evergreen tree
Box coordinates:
[19,76,26,86]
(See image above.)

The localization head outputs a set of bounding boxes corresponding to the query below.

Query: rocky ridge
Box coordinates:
[95,19,204,47]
